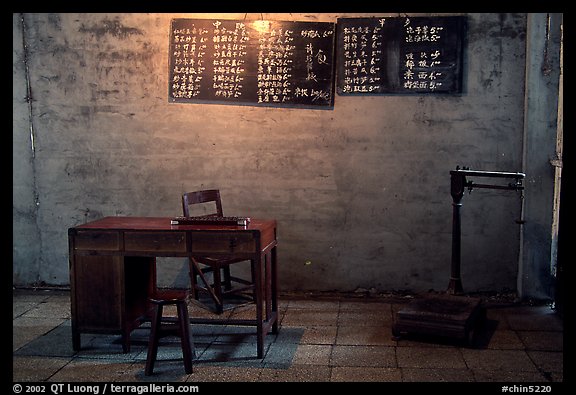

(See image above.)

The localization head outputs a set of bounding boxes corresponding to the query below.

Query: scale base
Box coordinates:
[392,294,486,346]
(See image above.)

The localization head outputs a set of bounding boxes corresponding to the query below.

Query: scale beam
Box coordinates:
[447,167,525,295]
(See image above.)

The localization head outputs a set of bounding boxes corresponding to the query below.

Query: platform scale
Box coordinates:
[392,167,525,345]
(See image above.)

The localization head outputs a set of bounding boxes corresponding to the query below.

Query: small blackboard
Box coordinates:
[169,19,336,108]
[336,16,466,95]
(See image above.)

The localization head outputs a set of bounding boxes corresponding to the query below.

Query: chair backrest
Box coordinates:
[182,189,224,217]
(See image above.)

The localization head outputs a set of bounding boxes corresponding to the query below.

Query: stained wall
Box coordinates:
[13,13,554,295]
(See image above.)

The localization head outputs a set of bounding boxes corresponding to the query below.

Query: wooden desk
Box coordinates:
[68,216,278,358]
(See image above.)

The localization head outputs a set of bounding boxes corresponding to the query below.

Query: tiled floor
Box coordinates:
[13,289,564,382]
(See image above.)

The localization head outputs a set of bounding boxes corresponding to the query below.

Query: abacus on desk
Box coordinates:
[170,216,251,226]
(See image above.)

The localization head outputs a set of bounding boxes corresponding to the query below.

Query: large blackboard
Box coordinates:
[169,19,336,108]
[336,16,466,95]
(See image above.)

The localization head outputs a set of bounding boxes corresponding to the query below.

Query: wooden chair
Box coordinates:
[145,289,195,376]
[182,189,255,314]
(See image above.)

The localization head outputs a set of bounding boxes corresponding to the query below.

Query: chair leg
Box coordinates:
[145,304,163,376]
[177,302,194,374]
[188,259,199,300]
[190,258,223,311]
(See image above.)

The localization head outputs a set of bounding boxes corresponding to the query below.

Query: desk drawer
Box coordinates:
[73,231,120,251]
[124,232,187,253]
[191,232,255,254]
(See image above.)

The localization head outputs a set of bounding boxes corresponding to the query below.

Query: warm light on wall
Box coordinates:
[252,20,272,33]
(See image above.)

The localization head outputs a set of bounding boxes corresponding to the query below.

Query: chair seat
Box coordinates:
[149,289,189,304]
[197,256,246,267]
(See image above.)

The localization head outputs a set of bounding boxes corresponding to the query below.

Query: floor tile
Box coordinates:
[281,309,338,327]
[396,347,467,369]
[47,359,140,382]
[12,290,564,383]
[401,368,475,382]
[338,309,393,326]
[292,344,331,365]
[527,350,563,374]
[13,356,71,381]
[290,326,335,345]
[471,369,549,382]
[331,366,401,382]
[262,342,299,367]
[20,302,70,319]
[330,345,396,367]
[288,299,340,311]
[269,326,306,344]
[185,365,263,382]
[517,331,563,351]
[505,306,563,331]
[259,364,331,382]
[461,349,538,372]
[13,302,38,318]
[481,328,524,350]
[336,325,396,346]
[339,300,393,312]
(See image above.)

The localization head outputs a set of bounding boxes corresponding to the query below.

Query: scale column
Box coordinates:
[448,171,465,294]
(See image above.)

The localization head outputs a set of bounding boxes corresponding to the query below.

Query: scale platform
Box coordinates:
[392,294,486,346]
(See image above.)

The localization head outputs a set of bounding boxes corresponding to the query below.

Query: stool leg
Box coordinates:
[121,330,131,354]
[145,304,163,376]
[177,302,194,374]
[213,267,224,314]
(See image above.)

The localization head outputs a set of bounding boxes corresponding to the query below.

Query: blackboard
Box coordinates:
[336,16,466,95]
[169,19,336,108]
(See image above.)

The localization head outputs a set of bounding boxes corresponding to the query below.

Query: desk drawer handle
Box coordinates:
[229,239,237,251]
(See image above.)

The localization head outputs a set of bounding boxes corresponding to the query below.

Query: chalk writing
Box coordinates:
[212,21,249,98]
[402,50,444,90]
[257,27,295,103]
[336,16,465,94]
[400,18,450,91]
[404,17,444,42]
[168,19,336,108]
[340,23,383,93]
[171,26,209,98]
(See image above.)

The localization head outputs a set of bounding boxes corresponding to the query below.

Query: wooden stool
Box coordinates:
[145,289,195,376]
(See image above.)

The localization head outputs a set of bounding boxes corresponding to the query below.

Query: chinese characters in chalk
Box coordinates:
[403,50,444,90]
[340,19,384,93]
[401,18,448,91]
[168,19,336,108]
[256,27,334,104]
[337,16,465,95]
[257,27,294,104]
[171,26,208,99]
[212,21,249,99]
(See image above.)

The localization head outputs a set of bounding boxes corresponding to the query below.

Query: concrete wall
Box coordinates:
[12,12,557,296]
[13,13,42,286]
[519,13,563,300]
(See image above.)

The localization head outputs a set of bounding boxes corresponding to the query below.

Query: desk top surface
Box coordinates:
[72,216,276,232]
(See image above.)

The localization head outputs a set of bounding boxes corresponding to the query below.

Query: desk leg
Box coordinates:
[271,245,279,334]
[264,250,272,326]
[72,326,81,351]
[252,256,264,359]
[264,248,279,335]
[70,271,81,351]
